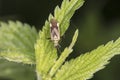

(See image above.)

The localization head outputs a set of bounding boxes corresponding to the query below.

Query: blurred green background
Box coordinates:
[0,0,120,80]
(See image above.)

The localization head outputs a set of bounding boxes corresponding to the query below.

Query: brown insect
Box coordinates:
[50,18,60,48]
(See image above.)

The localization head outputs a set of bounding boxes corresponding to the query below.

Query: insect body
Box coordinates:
[50,18,60,48]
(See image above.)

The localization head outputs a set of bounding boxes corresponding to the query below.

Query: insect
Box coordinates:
[50,18,60,48]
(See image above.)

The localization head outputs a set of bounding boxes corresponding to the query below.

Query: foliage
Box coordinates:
[0,21,38,64]
[0,0,120,80]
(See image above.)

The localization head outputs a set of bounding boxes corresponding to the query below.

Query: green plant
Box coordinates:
[0,0,120,80]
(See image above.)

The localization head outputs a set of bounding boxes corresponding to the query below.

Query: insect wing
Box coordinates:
[50,26,60,41]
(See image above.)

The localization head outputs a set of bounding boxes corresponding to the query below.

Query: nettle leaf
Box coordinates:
[54,0,84,36]
[35,0,84,79]
[54,38,120,80]
[39,0,84,40]
[0,21,38,64]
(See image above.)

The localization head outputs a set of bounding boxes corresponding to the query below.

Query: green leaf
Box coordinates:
[55,0,84,36]
[54,38,120,80]
[0,21,38,64]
